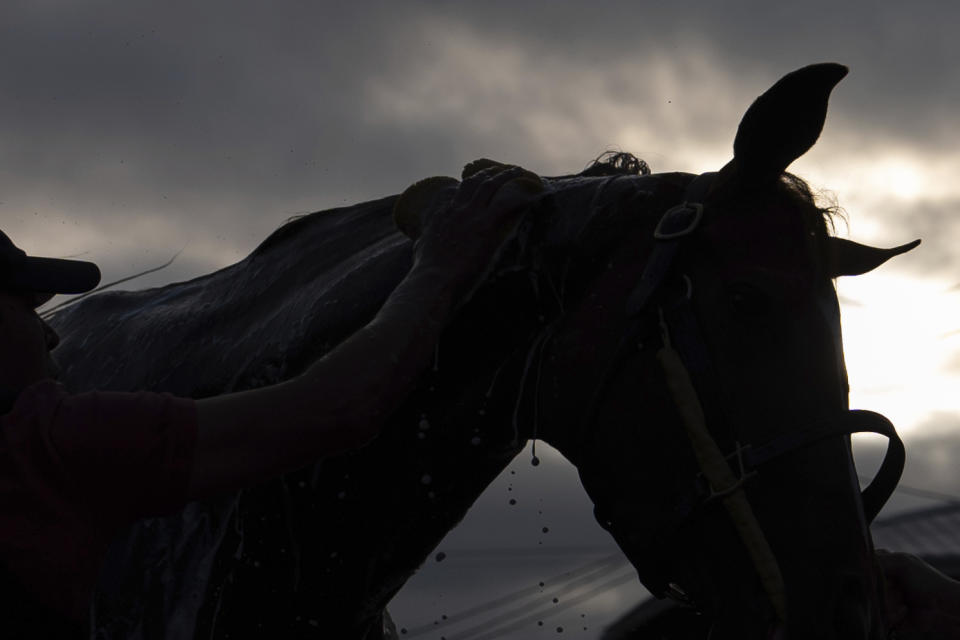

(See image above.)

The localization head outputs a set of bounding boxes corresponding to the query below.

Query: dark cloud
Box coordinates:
[401,1,959,148]
[2,0,956,232]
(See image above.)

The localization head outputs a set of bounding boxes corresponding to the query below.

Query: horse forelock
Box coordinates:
[707,173,842,278]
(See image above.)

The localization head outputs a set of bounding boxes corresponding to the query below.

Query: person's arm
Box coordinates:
[189,164,541,502]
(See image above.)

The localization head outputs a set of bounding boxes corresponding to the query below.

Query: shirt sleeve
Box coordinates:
[49,388,199,521]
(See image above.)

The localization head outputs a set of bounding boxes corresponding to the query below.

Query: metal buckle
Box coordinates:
[699,441,759,502]
[654,202,703,240]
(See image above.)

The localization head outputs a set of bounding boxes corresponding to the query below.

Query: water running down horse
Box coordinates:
[48,63,917,639]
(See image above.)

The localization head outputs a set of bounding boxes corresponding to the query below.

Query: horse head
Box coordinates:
[513,64,917,639]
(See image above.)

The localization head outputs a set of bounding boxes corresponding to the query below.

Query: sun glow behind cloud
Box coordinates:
[809,146,960,208]
[841,272,960,438]
[793,147,960,442]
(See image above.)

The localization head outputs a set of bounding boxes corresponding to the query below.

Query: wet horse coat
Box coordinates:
[47,63,913,638]
[51,174,651,638]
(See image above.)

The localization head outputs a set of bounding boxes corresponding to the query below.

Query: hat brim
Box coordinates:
[4,256,101,306]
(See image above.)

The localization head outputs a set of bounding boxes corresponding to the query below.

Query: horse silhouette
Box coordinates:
[48,63,916,639]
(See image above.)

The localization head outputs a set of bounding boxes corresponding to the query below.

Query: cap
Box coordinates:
[0,230,102,307]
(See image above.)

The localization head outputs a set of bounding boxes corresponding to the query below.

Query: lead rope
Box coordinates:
[656,307,788,624]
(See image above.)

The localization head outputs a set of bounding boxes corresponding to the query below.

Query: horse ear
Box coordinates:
[732,63,848,182]
[825,237,921,278]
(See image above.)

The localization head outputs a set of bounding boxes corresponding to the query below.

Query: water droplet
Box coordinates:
[470,436,482,446]
[537,621,543,626]
[417,432,426,440]
[542,526,550,533]
[510,470,516,475]
[539,581,545,587]
[298,481,306,488]
[509,499,516,505]
[478,408,486,416]
[421,474,432,485]
[308,619,319,627]
[337,491,346,500]
[400,628,407,635]
[435,551,447,562]
[556,626,563,633]
[419,416,430,430]
[552,597,559,603]
[427,491,436,499]
[531,456,540,466]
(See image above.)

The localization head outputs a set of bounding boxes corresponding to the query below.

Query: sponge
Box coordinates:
[393,159,546,240]
[392,175,459,240]
[462,158,546,205]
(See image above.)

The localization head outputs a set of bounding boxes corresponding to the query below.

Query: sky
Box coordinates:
[2,1,958,637]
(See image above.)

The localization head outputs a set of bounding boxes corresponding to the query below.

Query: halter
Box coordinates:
[587,172,906,623]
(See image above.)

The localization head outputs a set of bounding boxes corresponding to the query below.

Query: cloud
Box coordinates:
[943,348,960,374]
[362,19,750,176]
[2,1,955,291]
[854,197,960,280]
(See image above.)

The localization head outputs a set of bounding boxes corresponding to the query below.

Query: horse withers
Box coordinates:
[47,63,914,639]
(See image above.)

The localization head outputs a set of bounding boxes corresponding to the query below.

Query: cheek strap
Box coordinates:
[656,308,788,623]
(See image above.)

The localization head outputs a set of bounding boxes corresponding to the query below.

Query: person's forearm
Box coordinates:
[189,165,534,499]
[291,265,458,447]
[189,265,461,499]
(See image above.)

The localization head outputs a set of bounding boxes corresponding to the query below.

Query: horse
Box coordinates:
[46,63,916,639]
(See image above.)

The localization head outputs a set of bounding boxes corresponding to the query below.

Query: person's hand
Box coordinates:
[406,161,546,306]
[876,548,960,638]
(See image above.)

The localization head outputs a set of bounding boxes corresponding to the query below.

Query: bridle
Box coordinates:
[583,172,906,623]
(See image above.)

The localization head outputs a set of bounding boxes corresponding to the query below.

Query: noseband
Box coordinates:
[586,173,906,622]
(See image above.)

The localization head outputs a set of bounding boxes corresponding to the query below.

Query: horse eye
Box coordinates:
[728,283,770,316]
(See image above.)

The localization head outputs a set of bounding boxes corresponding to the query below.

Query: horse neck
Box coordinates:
[452,171,688,462]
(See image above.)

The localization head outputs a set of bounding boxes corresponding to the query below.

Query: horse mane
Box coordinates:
[250,194,398,259]
[779,171,844,235]
[578,151,652,177]
[768,172,846,279]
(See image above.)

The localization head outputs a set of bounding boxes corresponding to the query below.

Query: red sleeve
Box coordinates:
[49,387,199,520]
